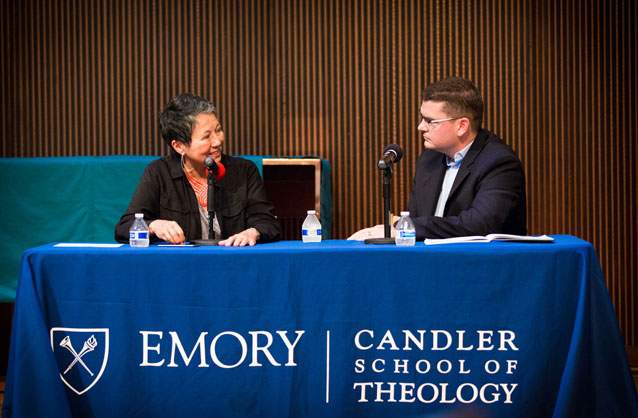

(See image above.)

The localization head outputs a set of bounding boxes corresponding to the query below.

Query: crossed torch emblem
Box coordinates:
[59,335,98,376]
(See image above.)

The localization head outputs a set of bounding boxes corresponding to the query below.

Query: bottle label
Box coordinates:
[302,229,322,236]
[399,230,416,238]
[130,231,149,240]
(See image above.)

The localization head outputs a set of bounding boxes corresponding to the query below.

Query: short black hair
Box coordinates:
[159,93,217,154]
[422,77,484,131]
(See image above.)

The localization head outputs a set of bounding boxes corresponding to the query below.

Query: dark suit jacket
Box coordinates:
[115,154,281,243]
[407,129,527,239]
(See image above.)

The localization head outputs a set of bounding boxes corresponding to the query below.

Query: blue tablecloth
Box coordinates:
[3,236,637,417]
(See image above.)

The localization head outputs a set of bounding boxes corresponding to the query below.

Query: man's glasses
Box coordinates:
[419,116,465,129]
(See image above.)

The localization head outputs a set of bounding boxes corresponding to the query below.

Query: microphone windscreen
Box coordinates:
[204,156,224,181]
[383,144,404,162]
[215,161,226,181]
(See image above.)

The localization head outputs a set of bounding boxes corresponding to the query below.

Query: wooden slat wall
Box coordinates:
[0,0,636,351]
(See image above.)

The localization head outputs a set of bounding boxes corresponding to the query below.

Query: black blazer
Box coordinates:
[115,154,281,243]
[407,129,527,239]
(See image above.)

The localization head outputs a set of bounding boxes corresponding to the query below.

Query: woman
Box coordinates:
[115,94,280,246]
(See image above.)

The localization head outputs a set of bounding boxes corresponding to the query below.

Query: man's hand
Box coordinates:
[219,228,261,247]
[347,224,396,241]
[148,220,186,244]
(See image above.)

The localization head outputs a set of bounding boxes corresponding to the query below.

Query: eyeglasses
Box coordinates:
[419,116,464,129]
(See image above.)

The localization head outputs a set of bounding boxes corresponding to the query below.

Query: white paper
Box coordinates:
[54,243,124,248]
[424,234,554,245]
[157,244,195,247]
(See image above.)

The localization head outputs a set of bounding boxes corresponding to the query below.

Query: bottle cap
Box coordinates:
[400,211,410,216]
[135,213,144,218]
[307,210,316,215]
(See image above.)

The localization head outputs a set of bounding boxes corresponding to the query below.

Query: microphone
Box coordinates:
[377,144,404,169]
[205,156,226,181]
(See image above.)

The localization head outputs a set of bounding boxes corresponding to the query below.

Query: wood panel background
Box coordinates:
[0,0,636,359]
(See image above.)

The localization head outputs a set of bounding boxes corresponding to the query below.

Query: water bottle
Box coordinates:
[301,210,322,243]
[395,211,416,246]
[129,213,150,248]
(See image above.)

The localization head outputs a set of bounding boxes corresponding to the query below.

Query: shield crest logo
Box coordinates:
[50,327,110,395]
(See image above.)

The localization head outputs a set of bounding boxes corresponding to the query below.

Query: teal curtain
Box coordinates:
[0,156,156,300]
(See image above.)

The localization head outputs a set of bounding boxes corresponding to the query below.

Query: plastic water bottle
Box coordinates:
[129,213,150,248]
[395,211,416,246]
[302,210,322,243]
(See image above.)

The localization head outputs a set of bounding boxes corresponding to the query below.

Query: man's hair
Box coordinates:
[159,93,217,154]
[422,77,483,131]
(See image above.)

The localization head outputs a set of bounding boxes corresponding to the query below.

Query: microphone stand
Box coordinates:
[365,166,395,244]
[193,164,222,246]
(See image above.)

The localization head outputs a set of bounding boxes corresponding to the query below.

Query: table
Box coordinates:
[3,237,637,417]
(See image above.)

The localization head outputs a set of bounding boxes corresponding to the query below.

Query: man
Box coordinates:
[408,76,526,239]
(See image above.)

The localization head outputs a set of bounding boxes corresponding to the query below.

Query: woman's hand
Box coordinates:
[148,220,186,244]
[219,228,260,247]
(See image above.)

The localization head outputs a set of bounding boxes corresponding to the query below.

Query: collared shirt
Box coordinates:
[434,141,474,217]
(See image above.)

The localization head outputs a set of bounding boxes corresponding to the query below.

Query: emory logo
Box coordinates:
[50,328,109,395]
